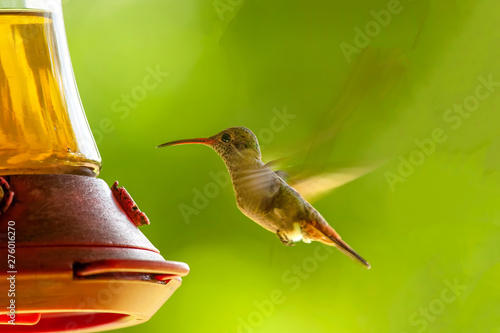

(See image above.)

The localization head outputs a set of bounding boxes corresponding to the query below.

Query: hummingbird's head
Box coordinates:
[208,127,261,161]
[157,126,262,163]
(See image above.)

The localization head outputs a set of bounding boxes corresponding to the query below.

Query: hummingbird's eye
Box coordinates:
[221,133,231,143]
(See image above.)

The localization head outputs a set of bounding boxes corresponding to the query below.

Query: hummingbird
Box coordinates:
[157,127,370,269]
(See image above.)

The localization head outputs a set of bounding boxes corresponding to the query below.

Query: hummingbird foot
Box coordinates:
[276,230,295,246]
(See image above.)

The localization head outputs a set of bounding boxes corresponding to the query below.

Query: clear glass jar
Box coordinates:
[0,0,101,175]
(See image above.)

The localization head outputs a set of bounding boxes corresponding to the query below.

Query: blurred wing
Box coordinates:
[261,49,405,202]
[289,165,379,202]
[265,156,384,202]
[237,165,281,199]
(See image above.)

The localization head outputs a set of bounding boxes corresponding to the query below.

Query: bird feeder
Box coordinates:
[0,1,189,332]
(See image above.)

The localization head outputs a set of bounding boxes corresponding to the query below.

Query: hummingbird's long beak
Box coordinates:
[156,137,215,148]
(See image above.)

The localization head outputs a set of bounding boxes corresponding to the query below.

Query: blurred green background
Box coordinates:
[63,0,499,332]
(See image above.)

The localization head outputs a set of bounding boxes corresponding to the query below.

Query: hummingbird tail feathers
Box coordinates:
[329,237,371,269]
[299,219,371,269]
